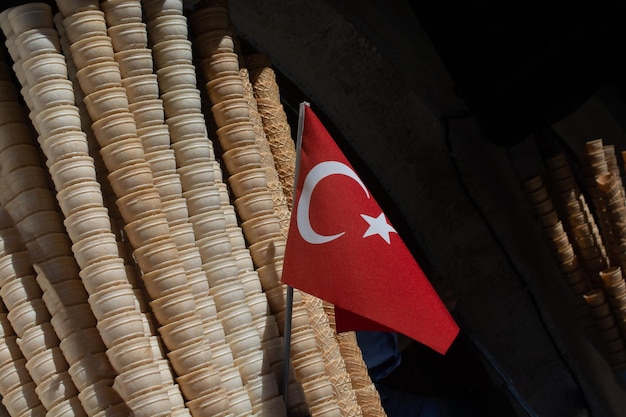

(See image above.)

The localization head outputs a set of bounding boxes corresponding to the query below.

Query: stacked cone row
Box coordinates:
[187,5,308,415]
[239,43,367,417]
[583,284,626,369]
[544,153,609,283]
[522,175,592,297]
[0,210,46,416]
[142,1,291,415]
[523,140,626,374]
[584,140,625,273]
[1,2,186,416]
[59,12,187,416]
[0,6,128,414]
[0,0,384,416]
[56,1,239,415]
[246,55,296,211]
[190,3,347,416]
[583,140,626,371]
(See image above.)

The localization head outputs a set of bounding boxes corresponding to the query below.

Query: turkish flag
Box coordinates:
[282,103,459,355]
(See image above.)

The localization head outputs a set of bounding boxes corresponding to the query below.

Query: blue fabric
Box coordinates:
[356,331,401,381]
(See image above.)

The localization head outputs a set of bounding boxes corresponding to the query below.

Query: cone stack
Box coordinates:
[543,154,608,282]
[525,141,626,375]
[582,140,616,270]
[241,45,363,417]
[331,314,387,417]
[0,9,123,412]
[0,211,46,416]
[523,174,593,297]
[58,1,227,414]
[246,54,296,209]
[583,288,626,370]
[143,1,284,414]
[190,3,346,416]
[0,1,390,415]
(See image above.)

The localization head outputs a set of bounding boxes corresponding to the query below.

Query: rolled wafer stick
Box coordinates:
[245,49,364,417]
[240,68,291,234]
[335,330,387,417]
[247,54,297,209]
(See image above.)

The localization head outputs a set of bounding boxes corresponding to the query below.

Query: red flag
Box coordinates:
[282,103,459,355]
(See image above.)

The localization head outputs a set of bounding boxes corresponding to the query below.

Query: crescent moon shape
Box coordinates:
[297,161,369,244]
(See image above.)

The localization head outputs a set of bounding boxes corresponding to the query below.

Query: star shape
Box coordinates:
[360,212,397,244]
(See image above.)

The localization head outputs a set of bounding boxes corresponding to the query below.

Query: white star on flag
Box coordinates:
[360,212,397,244]
[283,102,459,355]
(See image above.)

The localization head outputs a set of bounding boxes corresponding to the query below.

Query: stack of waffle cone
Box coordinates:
[543,154,608,282]
[604,145,624,191]
[599,267,626,333]
[55,12,144,296]
[0,9,125,413]
[144,1,280,414]
[56,3,182,415]
[57,2,226,414]
[183,3,289,415]
[326,308,387,417]
[239,38,363,417]
[301,296,363,416]
[526,145,626,373]
[523,174,592,297]
[0,212,46,416]
[102,5,237,414]
[0,1,390,415]
[595,172,626,272]
[239,67,292,233]
[190,2,345,415]
[581,139,616,271]
[246,54,296,209]
[583,287,626,371]
[0,205,79,416]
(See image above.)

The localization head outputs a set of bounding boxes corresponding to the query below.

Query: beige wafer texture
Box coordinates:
[525,144,626,372]
[0,16,118,412]
[324,304,386,416]
[582,140,615,273]
[523,174,593,297]
[0,281,45,416]
[241,67,292,234]
[144,2,268,415]
[583,288,626,369]
[598,267,626,336]
[241,51,368,416]
[0,1,385,415]
[595,173,626,273]
[302,295,363,416]
[336,331,387,417]
[246,54,364,414]
[245,51,383,417]
[247,54,296,208]
[542,154,608,283]
[189,5,338,416]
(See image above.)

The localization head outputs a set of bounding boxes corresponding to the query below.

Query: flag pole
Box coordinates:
[282,101,309,407]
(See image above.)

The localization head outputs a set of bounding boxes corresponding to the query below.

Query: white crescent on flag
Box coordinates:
[283,103,459,355]
[296,161,369,244]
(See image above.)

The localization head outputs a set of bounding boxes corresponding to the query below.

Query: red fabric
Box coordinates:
[282,104,459,355]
